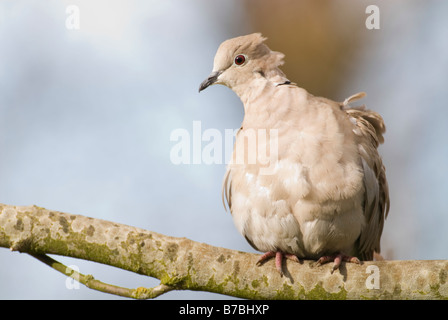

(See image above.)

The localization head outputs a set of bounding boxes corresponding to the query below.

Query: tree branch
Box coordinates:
[1,203,447,299]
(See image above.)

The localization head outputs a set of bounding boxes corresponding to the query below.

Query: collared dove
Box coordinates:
[199,33,390,275]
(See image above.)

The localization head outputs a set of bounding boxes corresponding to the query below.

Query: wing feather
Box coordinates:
[344,99,390,260]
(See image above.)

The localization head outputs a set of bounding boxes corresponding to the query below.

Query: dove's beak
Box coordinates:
[199,71,222,92]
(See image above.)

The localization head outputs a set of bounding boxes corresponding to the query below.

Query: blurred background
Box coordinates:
[0,0,447,299]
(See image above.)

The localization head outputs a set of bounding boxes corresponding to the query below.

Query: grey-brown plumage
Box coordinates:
[199,33,390,274]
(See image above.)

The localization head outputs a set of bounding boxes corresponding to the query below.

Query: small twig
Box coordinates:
[29,253,174,299]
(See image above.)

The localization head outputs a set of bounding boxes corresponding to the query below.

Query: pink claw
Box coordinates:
[256,251,300,276]
[316,253,360,273]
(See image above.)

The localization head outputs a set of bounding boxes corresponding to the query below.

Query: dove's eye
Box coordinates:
[234,54,246,66]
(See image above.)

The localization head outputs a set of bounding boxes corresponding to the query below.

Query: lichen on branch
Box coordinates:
[1,203,447,299]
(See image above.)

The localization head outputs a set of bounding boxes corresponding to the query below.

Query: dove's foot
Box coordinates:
[316,253,360,273]
[256,251,300,277]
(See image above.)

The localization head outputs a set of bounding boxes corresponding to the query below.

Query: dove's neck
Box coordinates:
[232,73,308,129]
[231,70,285,102]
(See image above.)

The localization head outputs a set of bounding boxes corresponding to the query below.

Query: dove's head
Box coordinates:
[199,33,286,94]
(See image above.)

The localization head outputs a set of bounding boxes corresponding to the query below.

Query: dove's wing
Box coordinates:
[344,100,390,260]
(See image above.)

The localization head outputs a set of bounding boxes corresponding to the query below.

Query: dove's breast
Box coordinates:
[229,167,304,255]
[227,97,367,257]
[228,157,365,257]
